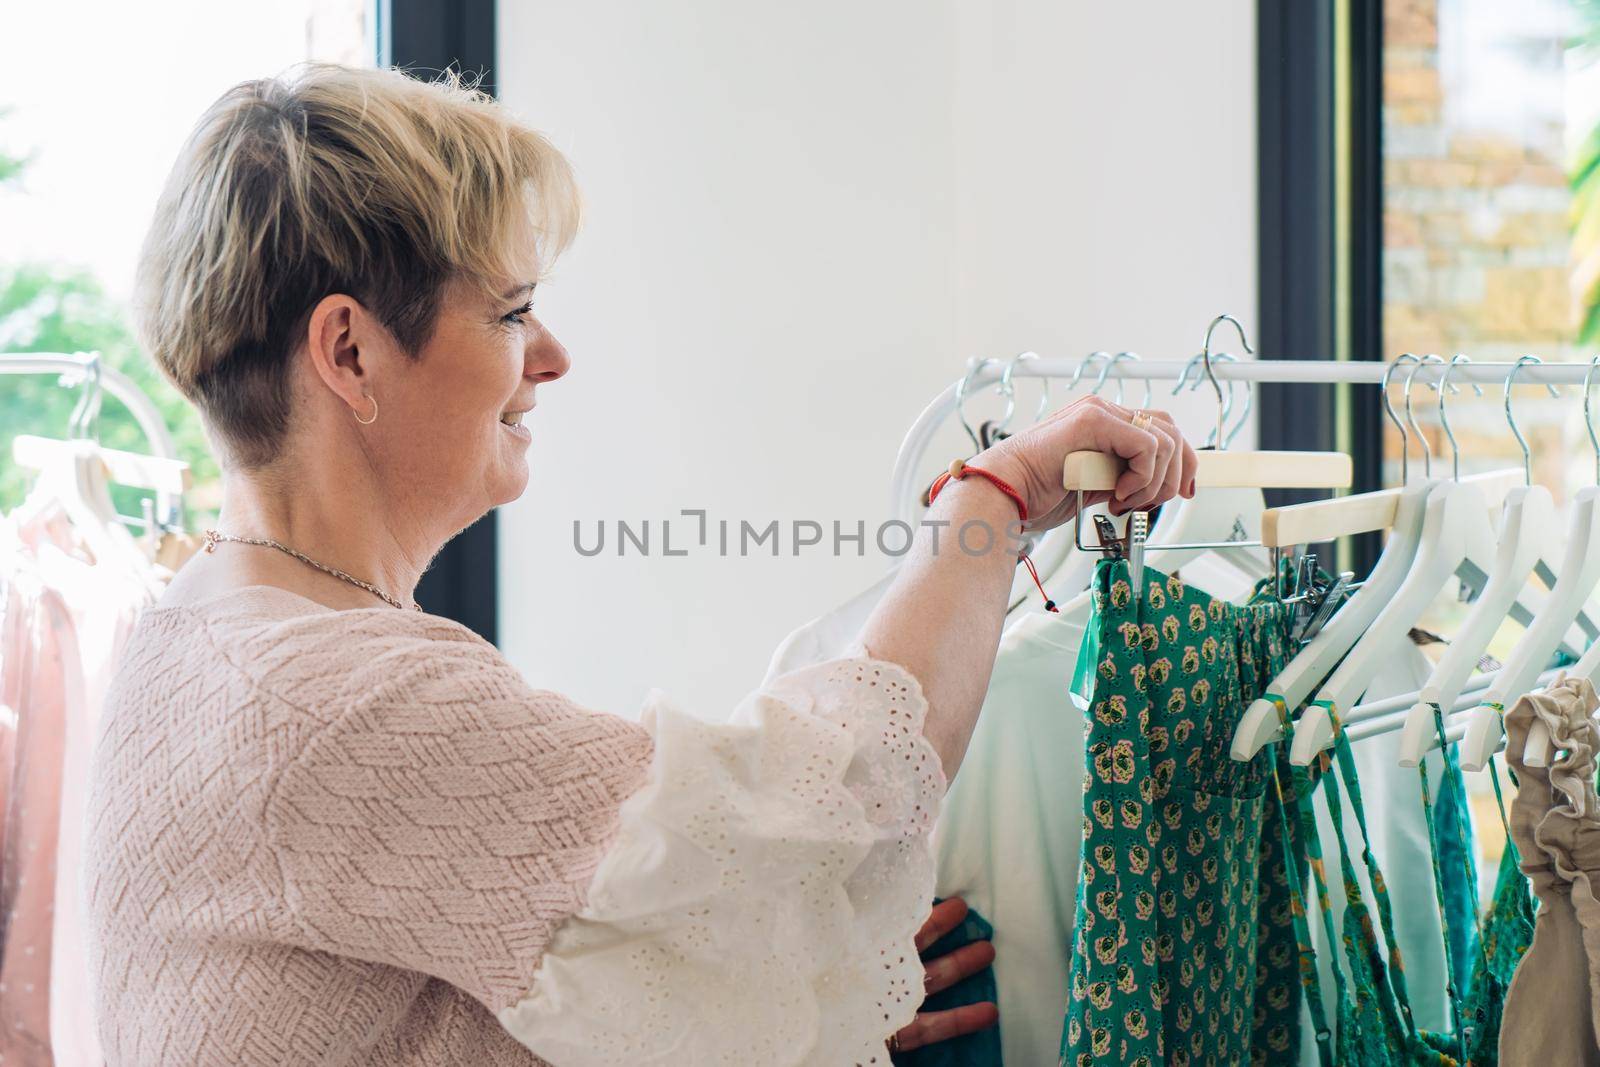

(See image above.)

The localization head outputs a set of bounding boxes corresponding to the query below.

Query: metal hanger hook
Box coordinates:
[1090,352,1120,397]
[68,351,103,443]
[1585,355,1600,486]
[1201,314,1254,452]
[994,351,1042,433]
[1188,352,1241,449]
[1065,351,1114,407]
[1171,353,1205,395]
[1381,354,1421,484]
[1403,354,1445,479]
[1189,352,1253,449]
[1112,351,1152,407]
[954,356,999,454]
[1505,354,1556,486]
[1437,354,1482,481]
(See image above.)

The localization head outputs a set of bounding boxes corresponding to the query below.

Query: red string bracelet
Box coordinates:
[926,459,1059,613]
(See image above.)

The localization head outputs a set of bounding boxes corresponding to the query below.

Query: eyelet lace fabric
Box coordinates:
[499,652,946,1066]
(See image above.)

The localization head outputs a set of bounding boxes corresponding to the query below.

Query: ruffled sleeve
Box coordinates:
[498,650,946,1066]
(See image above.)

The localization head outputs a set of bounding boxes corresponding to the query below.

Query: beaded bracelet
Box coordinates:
[926,459,1058,612]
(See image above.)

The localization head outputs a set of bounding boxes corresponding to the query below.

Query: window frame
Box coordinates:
[376,0,500,642]
[1257,0,1385,573]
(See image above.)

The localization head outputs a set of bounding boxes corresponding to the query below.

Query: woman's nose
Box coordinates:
[528,323,570,382]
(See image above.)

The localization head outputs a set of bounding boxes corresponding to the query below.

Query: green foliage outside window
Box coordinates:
[0,116,219,521]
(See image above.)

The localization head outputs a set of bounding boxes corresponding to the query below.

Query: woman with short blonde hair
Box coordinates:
[86,63,1194,1065]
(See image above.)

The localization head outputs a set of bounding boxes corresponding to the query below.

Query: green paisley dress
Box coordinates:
[1060,560,1301,1067]
[1277,698,1529,1066]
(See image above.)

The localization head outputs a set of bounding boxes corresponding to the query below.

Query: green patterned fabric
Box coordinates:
[1430,728,1483,1002]
[1265,694,1464,1067]
[1415,713,1478,1064]
[1322,726,1456,1065]
[1409,705,1535,1066]
[1457,764,1535,1066]
[1061,560,1299,1067]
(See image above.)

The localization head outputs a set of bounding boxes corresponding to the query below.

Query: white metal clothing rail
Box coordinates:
[889,356,1600,525]
[1,351,178,461]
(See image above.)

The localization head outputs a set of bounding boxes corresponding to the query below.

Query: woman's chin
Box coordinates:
[489,458,531,507]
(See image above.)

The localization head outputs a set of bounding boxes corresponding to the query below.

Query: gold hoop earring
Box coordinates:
[354,395,378,425]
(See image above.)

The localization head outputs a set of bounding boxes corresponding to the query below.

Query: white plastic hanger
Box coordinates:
[1289,355,1507,764]
[1399,356,1592,765]
[9,361,188,575]
[1460,357,1600,772]
[1521,356,1600,768]
[1231,354,1435,761]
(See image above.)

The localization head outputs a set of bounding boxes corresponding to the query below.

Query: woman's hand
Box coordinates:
[975,394,1197,534]
[888,897,999,1057]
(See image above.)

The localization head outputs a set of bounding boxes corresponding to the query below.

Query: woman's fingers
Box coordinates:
[1074,399,1161,509]
[1117,416,1177,514]
[972,394,1198,533]
[1176,421,1200,497]
[1149,414,1187,511]
[1144,409,1195,501]
[922,939,995,996]
[914,897,969,953]
[891,1002,1000,1053]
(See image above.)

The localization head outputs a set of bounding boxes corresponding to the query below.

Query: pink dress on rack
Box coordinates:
[0,546,83,1067]
[1,508,159,1067]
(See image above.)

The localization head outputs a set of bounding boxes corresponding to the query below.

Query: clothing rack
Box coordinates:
[1,351,178,460]
[891,356,1600,526]
[2,350,183,525]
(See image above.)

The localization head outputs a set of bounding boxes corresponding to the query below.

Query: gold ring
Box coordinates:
[1130,410,1155,432]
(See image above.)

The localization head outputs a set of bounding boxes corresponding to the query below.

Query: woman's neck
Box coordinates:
[204,461,436,611]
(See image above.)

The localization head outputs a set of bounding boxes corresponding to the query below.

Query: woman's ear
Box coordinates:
[304,293,375,414]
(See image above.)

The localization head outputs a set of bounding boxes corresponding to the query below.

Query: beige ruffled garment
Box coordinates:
[1501,673,1600,1066]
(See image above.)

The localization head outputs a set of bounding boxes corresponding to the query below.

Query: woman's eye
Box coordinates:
[502,301,534,324]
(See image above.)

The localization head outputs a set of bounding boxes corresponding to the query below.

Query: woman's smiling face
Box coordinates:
[373,264,570,530]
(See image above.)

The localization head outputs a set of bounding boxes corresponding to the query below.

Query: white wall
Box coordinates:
[497,0,1257,718]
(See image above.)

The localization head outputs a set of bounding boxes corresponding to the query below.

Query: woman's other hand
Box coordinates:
[977,394,1197,534]
[888,896,998,1057]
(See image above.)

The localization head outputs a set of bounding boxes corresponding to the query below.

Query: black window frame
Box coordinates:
[376,0,500,642]
[1257,0,1385,574]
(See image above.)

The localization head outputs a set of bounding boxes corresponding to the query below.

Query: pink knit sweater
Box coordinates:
[85,585,944,1066]
[85,587,654,1066]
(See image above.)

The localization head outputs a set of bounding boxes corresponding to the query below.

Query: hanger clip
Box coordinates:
[1291,567,1351,647]
[1128,511,1149,601]
[1091,514,1125,559]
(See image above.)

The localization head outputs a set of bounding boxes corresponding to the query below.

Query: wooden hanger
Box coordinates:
[1062,448,1352,494]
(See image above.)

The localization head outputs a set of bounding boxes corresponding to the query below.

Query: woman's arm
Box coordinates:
[859,394,1195,781]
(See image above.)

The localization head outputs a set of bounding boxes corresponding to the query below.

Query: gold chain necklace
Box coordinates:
[201,530,421,612]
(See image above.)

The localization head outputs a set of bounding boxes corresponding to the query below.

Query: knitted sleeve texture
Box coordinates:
[254,611,945,1066]
[266,629,656,1016]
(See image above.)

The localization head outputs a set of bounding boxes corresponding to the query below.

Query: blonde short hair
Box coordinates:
[134,63,579,467]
